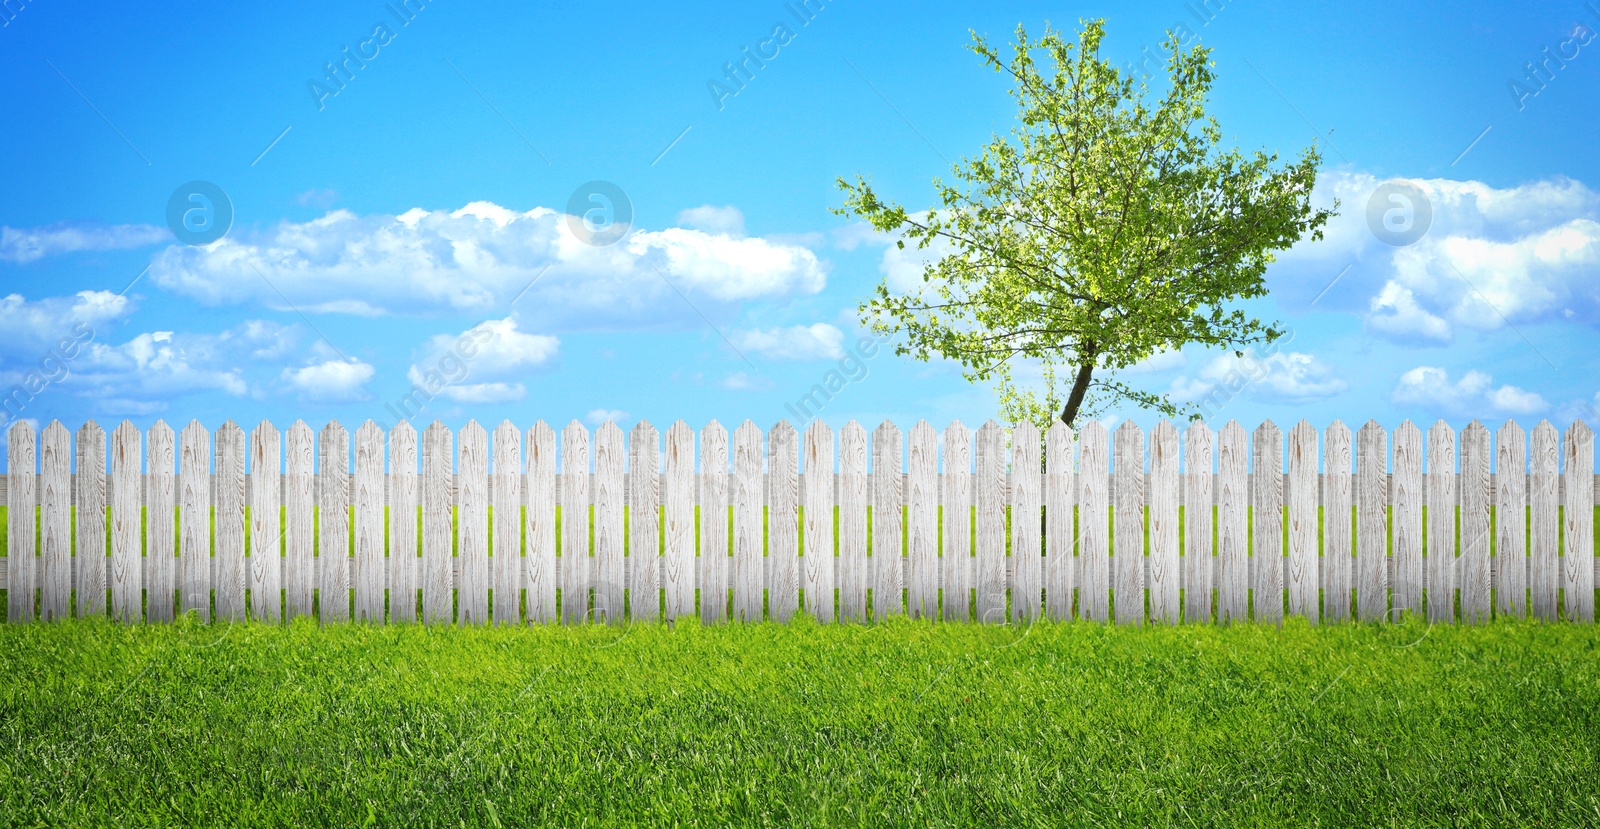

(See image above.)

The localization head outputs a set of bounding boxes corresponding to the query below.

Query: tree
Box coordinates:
[834,20,1336,429]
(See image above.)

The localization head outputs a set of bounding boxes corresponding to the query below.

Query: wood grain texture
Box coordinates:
[146,421,176,623]
[663,421,696,621]
[39,422,71,621]
[1044,423,1074,622]
[699,421,729,624]
[75,421,107,618]
[1530,420,1559,621]
[871,421,904,620]
[906,420,939,619]
[942,421,972,622]
[629,421,662,623]
[767,420,799,622]
[1183,421,1214,624]
[318,422,350,623]
[1495,421,1527,618]
[1010,421,1042,623]
[838,421,869,622]
[1113,422,1145,626]
[1252,421,1283,625]
[353,421,386,623]
[7,423,36,622]
[249,421,282,623]
[111,421,142,623]
[593,421,625,624]
[1426,420,1456,624]
[1286,421,1318,624]
[1149,421,1180,625]
[1459,421,1492,624]
[284,422,316,620]
[491,421,522,626]
[456,421,489,625]
[1322,421,1353,622]
[1077,421,1110,623]
[1216,421,1248,624]
[560,421,590,624]
[1563,420,1595,621]
[178,421,210,622]
[1391,421,1424,616]
[422,421,454,624]
[802,421,835,623]
[525,421,556,623]
[974,421,1007,623]
[1356,421,1388,622]
[731,421,763,623]
[388,422,418,623]
[213,421,245,622]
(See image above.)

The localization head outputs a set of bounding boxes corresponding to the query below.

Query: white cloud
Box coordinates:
[1196,350,1349,401]
[1392,366,1548,415]
[406,317,559,403]
[62,323,297,408]
[675,205,745,236]
[281,359,375,403]
[719,371,774,391]
[0,291,133,358]
[0,223,169,263]
[731,323,845,361]
[146,202,826,326]
[585,408,627,426]
[1366,281,1452,344]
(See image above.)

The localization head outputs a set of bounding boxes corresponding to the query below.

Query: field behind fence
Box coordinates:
[2,417,1597,626]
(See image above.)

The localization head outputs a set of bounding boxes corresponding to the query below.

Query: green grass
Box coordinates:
[1,617,1597,826]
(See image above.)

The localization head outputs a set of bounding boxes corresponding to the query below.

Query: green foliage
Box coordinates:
[836,19,1335,430]
[2,618,1599,825]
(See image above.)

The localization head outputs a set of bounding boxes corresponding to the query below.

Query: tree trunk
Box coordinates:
[1058,358,1095,428]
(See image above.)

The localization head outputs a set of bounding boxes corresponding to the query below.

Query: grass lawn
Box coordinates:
[1,617,1598,826]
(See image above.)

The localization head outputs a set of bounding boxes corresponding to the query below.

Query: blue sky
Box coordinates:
[3,0,1600,460]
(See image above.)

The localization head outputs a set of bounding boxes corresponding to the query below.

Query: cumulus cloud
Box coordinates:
[1170,349,1348,407]
[585,408,627,426]
[731,323,845,361]
[0,291,133,358]
[60,322,299,410]
[0,222,169,263]
[1365,281,1452,344]
[406,317,559,403]
[146,202,826,326]
[1392,366,1548,416]
[281,359,375,403]
[676,205,745,236]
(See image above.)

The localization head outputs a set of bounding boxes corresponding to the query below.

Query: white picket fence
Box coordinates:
[1,417,1596,625]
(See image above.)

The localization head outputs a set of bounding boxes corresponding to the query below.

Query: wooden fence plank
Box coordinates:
[492,421,522,626]
[664,421,696,621]
[1011,421,1042,623]
[1114,421,1145,626]
[76,421,107,618]
[1391,420,1423,616]
[7,423,36,622]
[1149,421,1179,624]
[629,421,662,623]
[1045,422,1075,621]
[768,420,799,622]
[1078,421,1110,622]
[456,421,488,625]
[1184,421,1214,624]
[802,421,835,623]
[872,421,904,621]
[1286,421,1318,624]
[39,422,71,621]
[942,421,972,622]
[838,421,869,622]
[1459,421,1492,624]
[732,421,763,623]
[422,421,454,624]
[111,421,141,623]
[1323,421,1353,622]
[1217,421,1248,624]
[1426,420,1456,624]
[975,420,1007,623]
[525,421,556,623]
[319,422,350,623]
[699,421,729,624]
[1496,421,1527,618]
[179,421,210,621]
[1530,420,1559,621]
[560,421,590,624]
[1564,421,1595,621]
[147,421,176,623]
[1252,421,1283,624]
[594,421,625,624]
[1356,421,1388,622]
[249,421,282,623]
[213,421,245,622]
[907,420,939,619]
[388,422,418,623]
[353,421,385,623]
